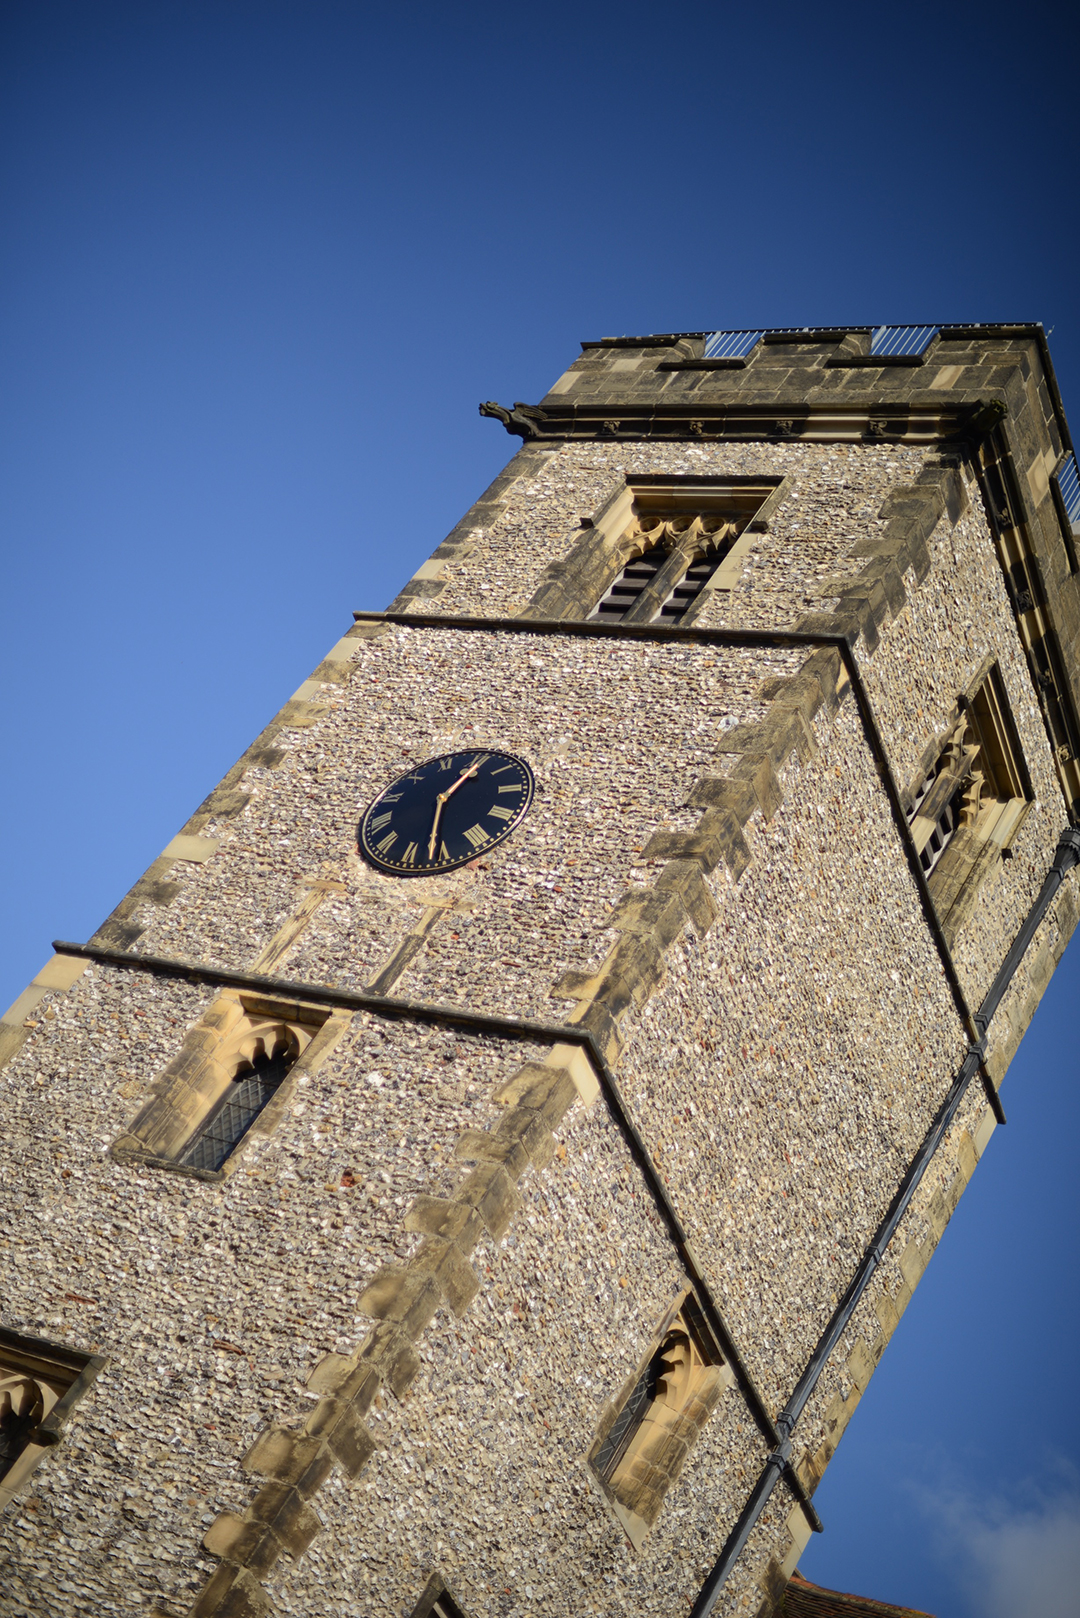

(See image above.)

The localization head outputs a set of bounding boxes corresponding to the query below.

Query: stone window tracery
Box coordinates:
[0,1327,105,1515]
[588,514,741,625]
[522,476,786,625]
[112,993,338,1180]
[905,664,1032,940]
[590,1292,730,1548]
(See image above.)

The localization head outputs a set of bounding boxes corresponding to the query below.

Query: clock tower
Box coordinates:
[2,324,1080,1618]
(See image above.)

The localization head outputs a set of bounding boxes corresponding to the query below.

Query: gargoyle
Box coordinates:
[479,400,549,440]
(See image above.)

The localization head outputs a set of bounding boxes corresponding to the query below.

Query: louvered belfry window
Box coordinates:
[181,1041,297,1173]
[591,547,668,620]
[589,514,741,626]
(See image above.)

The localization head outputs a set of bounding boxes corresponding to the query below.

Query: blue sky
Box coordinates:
[1,4,1078,1615]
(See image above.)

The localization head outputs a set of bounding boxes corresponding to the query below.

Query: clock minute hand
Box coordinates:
[426,759,484,861]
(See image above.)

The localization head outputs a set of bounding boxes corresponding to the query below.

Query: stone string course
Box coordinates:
[0,421,1073,1618]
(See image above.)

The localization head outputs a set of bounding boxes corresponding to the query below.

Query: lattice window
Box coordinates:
[181,1040,297,1172]
[906,665,1032,937]
[0,1328,104,1514]
[112,994,334,1179]
[590,1293,729,1547]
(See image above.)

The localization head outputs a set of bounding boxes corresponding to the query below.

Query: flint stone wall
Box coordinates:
[1,975,752,1618]
[124,628,803,1020]
[396,440,935,633]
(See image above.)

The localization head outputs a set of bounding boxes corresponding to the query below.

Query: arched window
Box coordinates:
[590,1293,729,1547]
[112,995,334,1179]
[0,1327,105,1514]
[905,664,1032,937]
[589,512,742,626]
[181,1034,298,1172]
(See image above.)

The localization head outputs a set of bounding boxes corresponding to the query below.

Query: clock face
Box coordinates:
[358,749,535,876]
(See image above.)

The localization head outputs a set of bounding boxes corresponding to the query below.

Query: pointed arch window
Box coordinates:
[906,664,1032,939]
[0,1327,105,1515]
[588,515,741,625]
[590,1292,730,1548]
[111,994,337,1180]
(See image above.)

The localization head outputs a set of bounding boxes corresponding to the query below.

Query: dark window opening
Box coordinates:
[181,1042,296,1172]
[0,1378,44,1482]
[591,547,667,620]
[658,555,719,620]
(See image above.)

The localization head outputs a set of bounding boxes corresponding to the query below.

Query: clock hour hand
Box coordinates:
[426,758,485,861]
[427,795,446,862]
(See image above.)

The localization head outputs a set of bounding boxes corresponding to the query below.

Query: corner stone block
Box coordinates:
[653,858,718,935]
[780,1505,815,1577]
[303,1398,377,1478]
[404,1194,486,1253]
[411,1233,481,1316]
[846,1339,874,1395]
[956,1131,978,1182]
[458,1160,523,1240]
[899,1240,927,1293]
[873,1291,900,1345]
[356,1319,422,1399]
[189,1562,272,1618]
[161,834,222,863]
[242,1426,325,1488]
[491,1062,578,1127]
[358,1268,442,1339]
[33,954,90,992]
[494,1105,557,1169]
[973,1107,997,1159]
[566,997,623,1065]
[202,1512,265,1564]
[454,1126,532,1181]
[248,1481,322,1559]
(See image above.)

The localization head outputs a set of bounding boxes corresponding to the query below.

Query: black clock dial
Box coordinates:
[358,749,535,876]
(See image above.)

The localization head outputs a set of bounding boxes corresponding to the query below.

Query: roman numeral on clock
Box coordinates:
[463,824,489,849]
[400,842,418,866]
[370,811,393,831]
[374,831,398,854]
[488,805,514,822]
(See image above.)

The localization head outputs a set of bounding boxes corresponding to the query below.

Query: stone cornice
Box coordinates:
[479,397,1005,447]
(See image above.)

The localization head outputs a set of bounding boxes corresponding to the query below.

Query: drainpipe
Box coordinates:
[688,824,1080,1618]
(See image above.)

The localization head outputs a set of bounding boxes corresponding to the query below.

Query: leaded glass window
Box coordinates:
[181,1043,296,1172]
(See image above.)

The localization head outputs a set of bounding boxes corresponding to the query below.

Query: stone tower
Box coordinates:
[3,323,1080,1618]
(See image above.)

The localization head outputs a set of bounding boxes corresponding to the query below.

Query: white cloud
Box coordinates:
[919,1483,1080,1618]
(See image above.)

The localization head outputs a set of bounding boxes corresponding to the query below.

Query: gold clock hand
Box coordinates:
[427,759,484,862]
[441,758,483,802]
[427,796,446,862]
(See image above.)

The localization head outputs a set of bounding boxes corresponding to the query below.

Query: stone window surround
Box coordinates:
[409,1572,472,1618]
[522,473,790,627]
[0,1325,106,1515]
[588,1288,733,1551]
[904,658,1033,942]
[110,991,345,1182]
